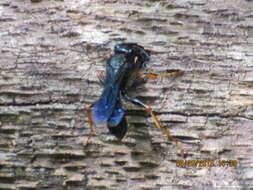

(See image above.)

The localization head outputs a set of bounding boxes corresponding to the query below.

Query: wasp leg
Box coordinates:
[97,71,105,85]
[139,70,184,79]
[85,105,95,145]
[121,91,185,155]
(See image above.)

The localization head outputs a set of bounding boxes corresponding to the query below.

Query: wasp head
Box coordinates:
[114,43,151,67]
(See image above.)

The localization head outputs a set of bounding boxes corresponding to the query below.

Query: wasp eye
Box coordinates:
[114,44,133,54]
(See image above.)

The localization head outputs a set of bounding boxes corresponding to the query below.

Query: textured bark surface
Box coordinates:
[0,0,253,189]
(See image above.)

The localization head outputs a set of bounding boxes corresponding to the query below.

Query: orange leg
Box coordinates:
[139,70,184,79]
[85,105,95,145]
[97,71,105,79]
[121,91,185,156]
[140,70,185,155]
[97,71,105,84]
[144,105,185,156]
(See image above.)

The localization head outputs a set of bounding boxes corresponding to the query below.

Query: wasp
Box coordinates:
[85,43,184,152]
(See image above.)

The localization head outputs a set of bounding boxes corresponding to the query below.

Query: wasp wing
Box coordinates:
[107,99,125,127]
[107,99,127,139]
[92,84,119,125]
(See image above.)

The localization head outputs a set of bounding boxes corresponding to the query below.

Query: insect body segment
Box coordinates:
[92,85,121,125]
[90,44,148,138]
[85,43,184,153]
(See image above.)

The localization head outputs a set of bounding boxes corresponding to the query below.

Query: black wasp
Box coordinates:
[85,43,184,151]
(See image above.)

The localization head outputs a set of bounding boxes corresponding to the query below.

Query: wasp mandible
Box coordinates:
[85,43,184,151]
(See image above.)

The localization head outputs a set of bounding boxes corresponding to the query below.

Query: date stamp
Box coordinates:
[176,160,237,168]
